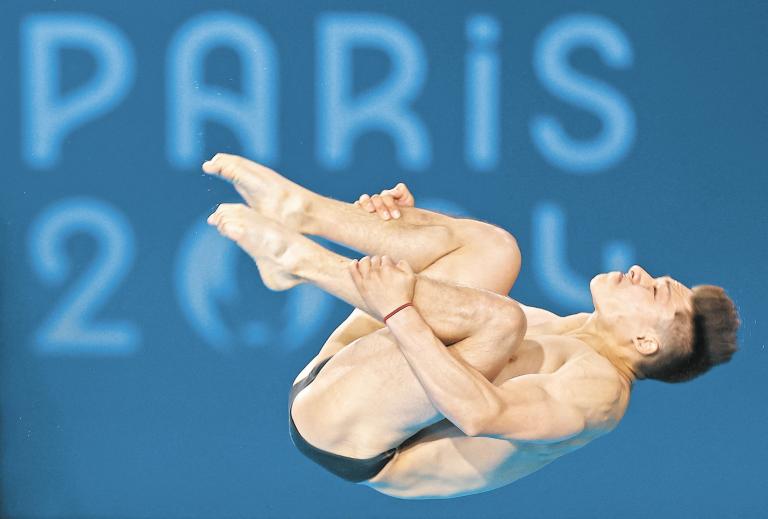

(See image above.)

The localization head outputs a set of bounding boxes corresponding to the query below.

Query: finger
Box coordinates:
[348,259,361,284]
[370,255,382,269]
[359,194,375,212]
[358,256,371,276]
[380,188,398,198]
[355,199,372,212]
[380,195,400,219]
[370,195,389,219]
[373,195,392,220]
[380,184,401,199]
[377,191,403,218]
[381,255,395,267]
[394,183,414,207]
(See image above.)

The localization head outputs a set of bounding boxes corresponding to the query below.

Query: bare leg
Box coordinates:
[207,206,518,347]
[303,198,466,271]
[203,151,523,356]
[202,153,520,274]
[292,325,521,458]
[204,154,526,456]
[208,207,525,458]
[285,235,523,457]
[292,218,521,384]
[203,154,522,372]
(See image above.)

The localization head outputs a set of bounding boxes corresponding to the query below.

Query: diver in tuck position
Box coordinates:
[202,153,740,499]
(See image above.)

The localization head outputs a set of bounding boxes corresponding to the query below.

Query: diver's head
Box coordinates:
[588,265,740,383]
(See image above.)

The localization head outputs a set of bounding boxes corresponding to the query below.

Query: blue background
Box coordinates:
[2,0,766,517]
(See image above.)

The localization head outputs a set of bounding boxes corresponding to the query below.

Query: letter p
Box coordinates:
[21,14,135,169]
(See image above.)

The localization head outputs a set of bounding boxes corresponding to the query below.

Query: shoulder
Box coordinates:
[547,352,629,432]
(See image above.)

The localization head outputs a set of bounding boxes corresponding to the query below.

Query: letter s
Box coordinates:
[531,13,635,174]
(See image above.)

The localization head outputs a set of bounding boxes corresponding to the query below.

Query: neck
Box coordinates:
[559,312,638,388]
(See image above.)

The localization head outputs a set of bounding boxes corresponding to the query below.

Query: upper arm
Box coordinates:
[470,373,587,442]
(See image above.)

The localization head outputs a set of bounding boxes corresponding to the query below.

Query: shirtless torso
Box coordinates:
[361,305,632,499]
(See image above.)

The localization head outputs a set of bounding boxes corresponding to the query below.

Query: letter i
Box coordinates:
[465,14,501,172]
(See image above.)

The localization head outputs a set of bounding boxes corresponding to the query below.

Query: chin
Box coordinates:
[589,273,607,288]
[588,274,607,309]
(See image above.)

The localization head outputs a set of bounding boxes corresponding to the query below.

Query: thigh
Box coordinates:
[292,308,384,385]
[293,219,521,385]
[363,419,517,498]
[291,320,523,458]
[424,219,522,296]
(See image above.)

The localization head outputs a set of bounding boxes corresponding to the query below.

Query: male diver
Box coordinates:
[203,153,740,499]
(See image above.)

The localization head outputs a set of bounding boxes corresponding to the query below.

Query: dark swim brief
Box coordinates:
[288,355,398,482]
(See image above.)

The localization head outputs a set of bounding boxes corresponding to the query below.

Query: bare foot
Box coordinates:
[207,203,308,291]
[202,153,317,232]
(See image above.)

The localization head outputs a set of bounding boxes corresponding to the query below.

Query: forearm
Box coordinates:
[385,305,501,435]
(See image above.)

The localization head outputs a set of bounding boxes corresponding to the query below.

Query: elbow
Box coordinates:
[453,410,488,437]
[459,405,503,438]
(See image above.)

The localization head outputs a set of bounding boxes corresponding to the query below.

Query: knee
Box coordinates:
[460,220,518,249]
[484,224,521,265]
[464,222,521,275]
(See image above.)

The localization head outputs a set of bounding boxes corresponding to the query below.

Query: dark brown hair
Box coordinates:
[638,285,741,383]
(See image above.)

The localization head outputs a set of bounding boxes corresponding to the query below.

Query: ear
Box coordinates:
[632,335,660,356]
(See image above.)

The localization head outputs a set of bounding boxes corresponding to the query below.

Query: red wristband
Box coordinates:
[383,302,414,324]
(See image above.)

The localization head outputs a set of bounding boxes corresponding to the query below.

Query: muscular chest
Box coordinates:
[490,335,573,384]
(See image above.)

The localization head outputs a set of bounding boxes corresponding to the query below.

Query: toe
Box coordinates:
[202,153,243,183]
[202,158,221,174]
[208,207,223,225]
[212,152,237,162]
[221,222,244,240]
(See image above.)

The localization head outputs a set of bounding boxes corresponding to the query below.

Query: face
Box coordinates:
[589,265,694,343]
